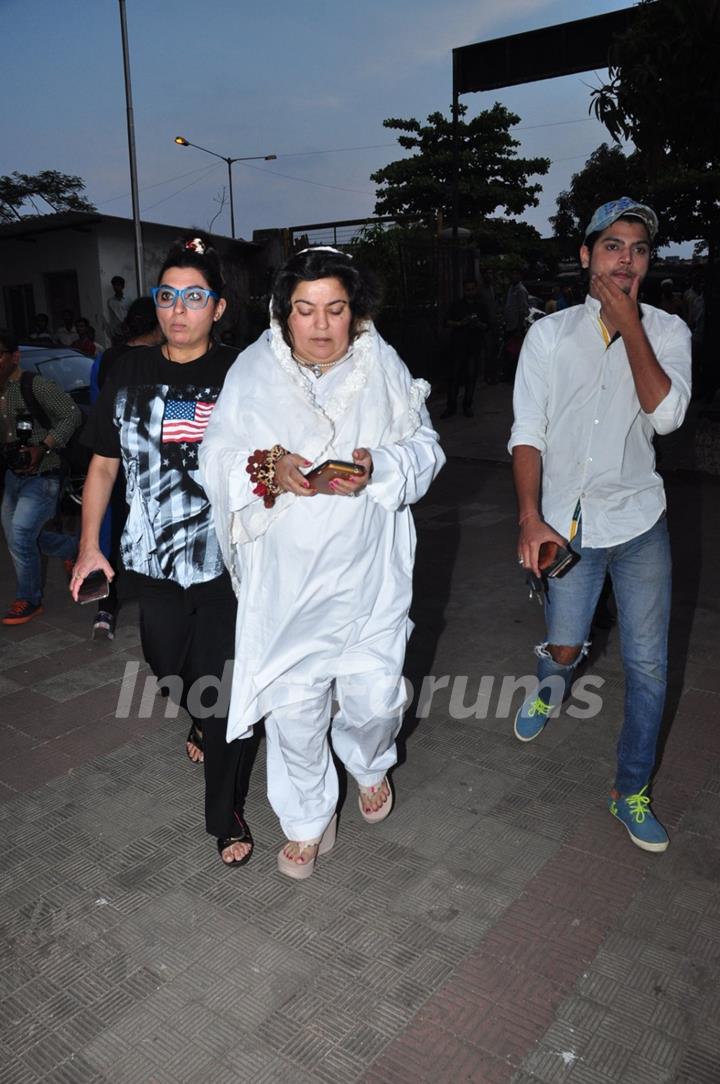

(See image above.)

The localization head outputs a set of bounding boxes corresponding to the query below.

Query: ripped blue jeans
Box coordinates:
[535,514,671,795]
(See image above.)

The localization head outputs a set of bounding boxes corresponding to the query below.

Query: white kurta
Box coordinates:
[199,321,445,741]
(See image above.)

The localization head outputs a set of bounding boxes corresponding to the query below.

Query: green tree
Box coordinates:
[0,170,96,223]
[551,144,658,255]
[589,0,720,254]
[371,103,549,227]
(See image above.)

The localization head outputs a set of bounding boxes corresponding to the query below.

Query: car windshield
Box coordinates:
[19,346,93,392]
[33,355,92,391]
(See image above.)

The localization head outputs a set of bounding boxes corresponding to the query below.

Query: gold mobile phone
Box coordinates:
[304,460,365,495]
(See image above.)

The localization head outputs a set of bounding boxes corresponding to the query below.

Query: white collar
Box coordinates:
[268,319,374,424]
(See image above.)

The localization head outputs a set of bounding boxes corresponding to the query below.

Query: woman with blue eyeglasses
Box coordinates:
[72,233,255,869]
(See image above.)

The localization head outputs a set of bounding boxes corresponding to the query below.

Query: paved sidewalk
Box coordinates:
[1,386,719,1084]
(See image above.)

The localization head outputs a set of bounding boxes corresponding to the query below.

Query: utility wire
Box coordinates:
[96,162,220,207]
[141,164,224,212]
[92,119,597,209]
[515,118,593,131]
[237,159,374,196]
[274,119,593,157]
[277,142,396,158]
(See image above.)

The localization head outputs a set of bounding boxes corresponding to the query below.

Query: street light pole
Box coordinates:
[174,137,276,240]
[118,0,145,295]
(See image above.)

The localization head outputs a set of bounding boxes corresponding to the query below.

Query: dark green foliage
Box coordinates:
[0,170,96,223]
[371,103,550,227]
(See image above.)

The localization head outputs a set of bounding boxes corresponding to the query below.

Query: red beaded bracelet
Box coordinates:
[246,445,288,508]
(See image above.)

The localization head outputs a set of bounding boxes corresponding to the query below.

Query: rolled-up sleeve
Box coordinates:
[507,321,551,456]
[644,317,692,435]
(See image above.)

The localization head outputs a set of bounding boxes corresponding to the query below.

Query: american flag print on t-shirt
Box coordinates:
[162,397,214,443]
[159,386,219,472]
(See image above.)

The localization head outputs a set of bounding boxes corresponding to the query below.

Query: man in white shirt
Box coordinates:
[54,309,77,347]
[508,197,691,854]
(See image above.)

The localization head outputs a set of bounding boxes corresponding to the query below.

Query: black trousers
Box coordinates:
[98,476,127,618]
[128,570,251,840]
[447,341,483,410]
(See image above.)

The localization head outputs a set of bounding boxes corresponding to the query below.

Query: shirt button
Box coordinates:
[587,457,593,462]
[594,419,599,424]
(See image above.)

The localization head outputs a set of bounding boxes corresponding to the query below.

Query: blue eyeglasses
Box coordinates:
[151,285,219,310]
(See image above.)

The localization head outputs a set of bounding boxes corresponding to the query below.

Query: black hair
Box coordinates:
[158,232,224,296]
[0,330,18,353]
[122,297,159,341]
[584,214,652,255]
[272,248,382,348]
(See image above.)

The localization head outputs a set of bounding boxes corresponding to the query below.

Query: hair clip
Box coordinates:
[296,245,352,259]
[184,237,206,255]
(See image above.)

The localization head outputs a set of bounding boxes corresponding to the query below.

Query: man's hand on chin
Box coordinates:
[593,272,641,338]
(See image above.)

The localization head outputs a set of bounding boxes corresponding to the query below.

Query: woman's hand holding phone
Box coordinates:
[322,448,373,496]
[76,569,111,604]
[69,545,115,602]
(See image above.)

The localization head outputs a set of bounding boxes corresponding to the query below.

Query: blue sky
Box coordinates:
[5,0,649,244]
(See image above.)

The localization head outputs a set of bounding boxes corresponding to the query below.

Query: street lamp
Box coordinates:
[174,136,276,240]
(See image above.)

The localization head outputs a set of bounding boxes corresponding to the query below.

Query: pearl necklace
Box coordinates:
[293,348,351,379]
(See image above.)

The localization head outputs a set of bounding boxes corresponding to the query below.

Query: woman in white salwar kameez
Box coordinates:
[199,248,445,879]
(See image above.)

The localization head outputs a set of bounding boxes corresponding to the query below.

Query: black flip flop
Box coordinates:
[217,818,254,867]
[186,722,203,763]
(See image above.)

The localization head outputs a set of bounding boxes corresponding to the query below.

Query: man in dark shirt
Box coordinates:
[442,279,489,418]
[1,332,81,624]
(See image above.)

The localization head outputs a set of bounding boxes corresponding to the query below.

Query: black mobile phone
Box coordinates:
[538,541,580,579]
[77,569,110,605]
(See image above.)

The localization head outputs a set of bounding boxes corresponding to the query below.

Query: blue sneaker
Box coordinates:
[514,694,554,742]
[608,786,669,853]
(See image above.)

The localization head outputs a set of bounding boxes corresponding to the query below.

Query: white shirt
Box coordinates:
[55,326,77,347]
[107,294,130,336]
[199,323,445,739]
[508,295,691,548]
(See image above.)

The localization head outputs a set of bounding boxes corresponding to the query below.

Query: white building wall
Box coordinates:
[95,220,183,339]
[0,227,102,334]
[1,214,247,344]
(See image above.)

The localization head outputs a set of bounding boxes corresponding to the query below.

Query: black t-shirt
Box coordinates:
[96,343,135,391]
[85,342,238,586]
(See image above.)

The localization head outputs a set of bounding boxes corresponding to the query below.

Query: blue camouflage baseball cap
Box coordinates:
[584,197,658,242]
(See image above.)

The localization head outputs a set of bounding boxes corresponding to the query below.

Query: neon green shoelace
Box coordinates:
[528,697,551,718]
[624,786,650,823]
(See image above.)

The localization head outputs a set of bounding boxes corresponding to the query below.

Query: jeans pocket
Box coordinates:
[42,476,60,500]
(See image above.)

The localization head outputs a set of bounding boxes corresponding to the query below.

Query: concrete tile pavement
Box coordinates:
[1,385,719,1083]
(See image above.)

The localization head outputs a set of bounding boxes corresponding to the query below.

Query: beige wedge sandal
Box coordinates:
[277,814,337,880]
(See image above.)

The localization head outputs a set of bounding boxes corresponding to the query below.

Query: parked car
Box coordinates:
[19,344,93,406]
